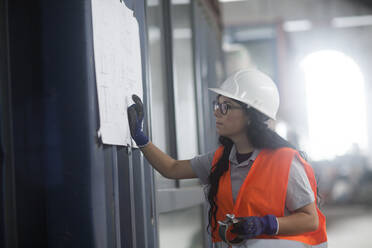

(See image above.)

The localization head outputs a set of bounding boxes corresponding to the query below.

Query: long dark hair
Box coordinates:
[207,98,306,237]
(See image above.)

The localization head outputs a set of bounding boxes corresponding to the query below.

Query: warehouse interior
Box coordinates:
[1,0,372,247]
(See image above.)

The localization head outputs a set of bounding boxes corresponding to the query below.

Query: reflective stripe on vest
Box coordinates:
[211,146,327,246]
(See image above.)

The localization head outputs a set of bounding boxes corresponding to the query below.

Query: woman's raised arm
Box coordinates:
[140,142,196,179]
[127,94,196,180]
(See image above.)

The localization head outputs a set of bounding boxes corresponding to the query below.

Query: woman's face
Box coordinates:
[214,95,249,138]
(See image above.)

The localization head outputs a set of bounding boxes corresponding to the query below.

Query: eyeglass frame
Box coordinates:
[212,100,246,115]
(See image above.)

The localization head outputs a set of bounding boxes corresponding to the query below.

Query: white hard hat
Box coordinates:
[209,69,280,120]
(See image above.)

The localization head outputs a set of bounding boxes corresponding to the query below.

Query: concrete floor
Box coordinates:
[323,205,372,248]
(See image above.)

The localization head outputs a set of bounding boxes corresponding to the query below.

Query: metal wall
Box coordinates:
[0,0,17,247]
[0,0,224,247]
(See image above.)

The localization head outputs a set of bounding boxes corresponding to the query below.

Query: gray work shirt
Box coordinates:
[190,145,325,248]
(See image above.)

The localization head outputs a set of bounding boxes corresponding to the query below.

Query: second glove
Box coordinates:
[230,215,278,239]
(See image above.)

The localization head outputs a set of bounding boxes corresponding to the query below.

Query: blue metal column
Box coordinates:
[0,0,18,247]
[40,0,109,247]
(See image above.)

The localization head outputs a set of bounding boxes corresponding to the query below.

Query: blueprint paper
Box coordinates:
[91,0,143,146]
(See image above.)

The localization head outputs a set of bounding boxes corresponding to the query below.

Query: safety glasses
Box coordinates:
[213,100,244,115]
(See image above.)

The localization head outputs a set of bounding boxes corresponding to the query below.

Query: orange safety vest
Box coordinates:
[211,146,327,245]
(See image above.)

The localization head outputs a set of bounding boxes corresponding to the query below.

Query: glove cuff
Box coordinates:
[261,215,278,235]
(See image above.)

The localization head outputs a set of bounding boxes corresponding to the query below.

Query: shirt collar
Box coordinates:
[229,144,261,166]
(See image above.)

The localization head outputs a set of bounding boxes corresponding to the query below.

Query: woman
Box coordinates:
[127,69,327,247]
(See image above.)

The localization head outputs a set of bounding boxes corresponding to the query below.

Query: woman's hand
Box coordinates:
[230,215,278,239]
[127,94,149,147]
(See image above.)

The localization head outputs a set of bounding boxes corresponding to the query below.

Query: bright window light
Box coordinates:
[283,20,312,32]
[219,0,246,2]
[332,15,372,28]
[301,50,367,160]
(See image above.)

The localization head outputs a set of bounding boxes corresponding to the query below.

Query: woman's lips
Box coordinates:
[216,122,223,126]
